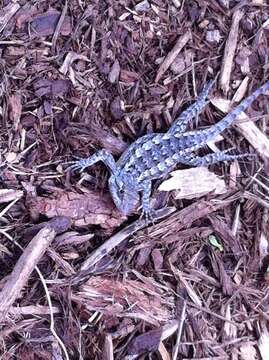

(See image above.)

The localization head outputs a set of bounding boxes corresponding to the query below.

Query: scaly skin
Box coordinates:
[70,81,269,221]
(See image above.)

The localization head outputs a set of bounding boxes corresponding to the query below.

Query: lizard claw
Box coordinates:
[65,159,90,173]
[140,208,156,225]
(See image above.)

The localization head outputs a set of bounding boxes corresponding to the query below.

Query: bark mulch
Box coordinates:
[0,0,269,359]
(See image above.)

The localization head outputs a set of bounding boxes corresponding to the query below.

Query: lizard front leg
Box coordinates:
[140,180,155,223]
[69,149,117,174]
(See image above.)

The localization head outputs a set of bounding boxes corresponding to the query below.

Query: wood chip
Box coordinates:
[8,94,22,131]
[257,321,269,360]
[108,59,121,83]
[0,189,23,204]
[232,76,249,102]
[135,0,150,12]
[155,31,191,83]
[159,168,227,199]
[59,51,90,75]
[33,79,71,98]
[30,9,71,37]
[0,2,20,33]
[206,29,222,43]
[28,189,125,230]
[219,9,244,94]
[211,96,269,159]
[0,227,56,322]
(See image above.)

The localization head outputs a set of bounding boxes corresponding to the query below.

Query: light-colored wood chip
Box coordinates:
[108,59,120,83]
[0,189,23,204]
[134,0,150,12]
[240,344,258,360]
[219,9,244,94]
[0,227,56,322]
[206,29,222,43]
[59,51,90,75]
[232,76,249,102]
[159,168,227,199]
[257,321,269,360]
[211,96,269,159]
[0,2,20,33]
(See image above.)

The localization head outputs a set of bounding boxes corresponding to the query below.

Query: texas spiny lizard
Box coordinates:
[70,81,269,220]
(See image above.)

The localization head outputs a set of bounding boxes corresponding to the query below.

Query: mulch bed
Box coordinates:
[0,0,269,359]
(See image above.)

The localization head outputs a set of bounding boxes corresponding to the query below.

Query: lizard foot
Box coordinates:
[140,208,156,225]
[65,158,91,173]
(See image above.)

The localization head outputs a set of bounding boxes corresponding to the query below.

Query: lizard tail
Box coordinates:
[202,81,269,142]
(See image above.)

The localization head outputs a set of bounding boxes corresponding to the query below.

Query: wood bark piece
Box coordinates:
[30,9,71,37]
[0,3,20,33]
[235,120,269,159]
[219,10,243,94]
[0,189,23,204]
[0,227,56,323]
[29,190,125,230]
[159,167,227,199]
[155,31,191,83]
[211,97,269,159]
[79,207,176,272]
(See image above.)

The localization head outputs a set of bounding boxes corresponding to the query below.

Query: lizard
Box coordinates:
[69,80,269,221]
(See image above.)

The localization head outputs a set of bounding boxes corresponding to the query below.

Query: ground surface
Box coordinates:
[0,0,269,359]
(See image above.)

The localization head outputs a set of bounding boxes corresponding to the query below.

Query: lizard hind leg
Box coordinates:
[180,82,269,150]
[182,151,255,167]
[169,80,214,135]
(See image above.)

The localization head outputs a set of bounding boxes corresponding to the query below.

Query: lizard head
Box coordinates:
[108,175,139,215]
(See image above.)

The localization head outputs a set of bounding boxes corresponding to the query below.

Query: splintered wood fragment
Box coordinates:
[51,0,68,54]
[10,305,60,316]
[219,10,243,94]
[159,168,227,199]
[76,276,174,324]
[232,76,249,102]
[210,97,230,113]
[8,94,22,132]
[257,321,269,360]
[59,52,90,75]
[211,97,269,159]
[158,342,171,360]
[0,227,56,322]
[155,31,191,83]
[171,0,181,8]
[79,207,176,272]
[235,120,269,159]
[103,334,113,360]
[0,2,20,33]
[0,189,23,204]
